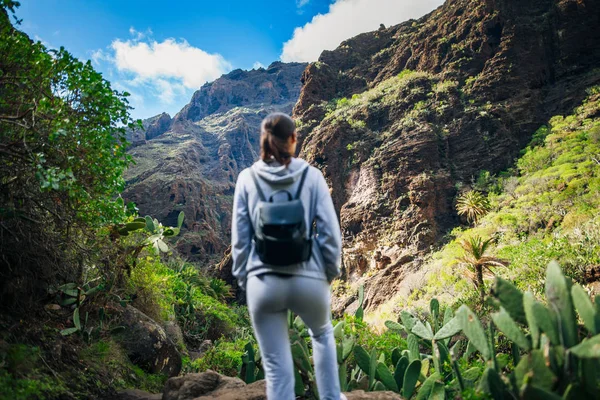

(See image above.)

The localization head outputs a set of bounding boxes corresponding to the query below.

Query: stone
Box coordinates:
[118,305,182,377]
[161,370,402,400]
[122,62,307,265]
[162,370,246,400]
[113,389,162,400]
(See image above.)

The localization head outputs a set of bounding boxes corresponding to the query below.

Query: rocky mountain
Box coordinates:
[292,0,600,309]
[122,62,307,263]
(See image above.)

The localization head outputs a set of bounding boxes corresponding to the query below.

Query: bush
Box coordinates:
[0,4,137,311]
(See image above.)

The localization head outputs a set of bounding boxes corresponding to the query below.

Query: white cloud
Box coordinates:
[297,0,310,7]
[111,37,231,88]
[253,61,266,70]
[91,28,233,118]
[281,0,444,62]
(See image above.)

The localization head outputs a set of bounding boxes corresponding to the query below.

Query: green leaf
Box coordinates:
[333,320,345,339]
[415,372,440,400]
[477,367,505,400]
[523,292,541,348]
[177,211,185,228]
[60,327,79,336]
[570,334,600,358]
[157,239,169,253]
[434,316,462,340]
[462,367,481,381]
[571,284,597,335]
[355,306,364,322]
[294,368,305,396]
[491,307,531,350]
[369,349,377,389]
[124,221,145,231]
[376,362,398,392]
[402,359,421,399]
[354,345,371,374]
[394,356,409,390]
[291,341,313,374]
[430,298,440,320]
[392,347,402,367]
[520,385,563,400]
[545,261,578,348]
[373,381,387,391]
[429,381,445,400]
[491,277,526,324]
[514,350,556,390]
[412,320,434,340]
[385,320,404,332]
[73,307,81,330]
[408,334,420,361]
[456,305,491,360]
[401,311,418,332]
[145,215,155,232]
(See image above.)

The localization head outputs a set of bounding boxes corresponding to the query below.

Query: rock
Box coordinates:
[161,371,401,400]
[293,0,600,308]
[114,389,162,400]
[122,62,307,265]
[118,305,182,377]
[345,391,402,400]
[164,320,187,354]
[163,370,246,400]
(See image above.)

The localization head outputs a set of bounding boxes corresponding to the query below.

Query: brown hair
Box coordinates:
[260,112,296,166]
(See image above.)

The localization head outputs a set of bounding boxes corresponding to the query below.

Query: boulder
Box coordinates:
[163,370,246,400]
[118,305,182,377]
[161,371,402,400]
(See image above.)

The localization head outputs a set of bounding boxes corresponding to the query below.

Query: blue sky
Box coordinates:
[16,0,442,120]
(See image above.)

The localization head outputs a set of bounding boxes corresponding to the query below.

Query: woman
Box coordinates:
[231,112,343,399]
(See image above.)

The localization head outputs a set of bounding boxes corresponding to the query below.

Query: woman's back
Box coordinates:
[231,112,343,399]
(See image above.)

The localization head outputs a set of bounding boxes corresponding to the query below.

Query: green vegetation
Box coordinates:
[0,4,250,398]
[412,88,600,306]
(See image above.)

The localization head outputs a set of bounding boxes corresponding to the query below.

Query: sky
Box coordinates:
[16,0,443,120]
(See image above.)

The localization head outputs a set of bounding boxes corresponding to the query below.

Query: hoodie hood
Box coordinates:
[251,157,309,185]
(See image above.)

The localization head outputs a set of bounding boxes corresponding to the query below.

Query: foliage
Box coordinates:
[0,3,139,310]
[456,191,490,223]
[457,236,509,302]
[190,338,252,377]
[417,89,600,306]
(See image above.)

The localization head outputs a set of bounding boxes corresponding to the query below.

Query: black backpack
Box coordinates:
[250,168,312,266]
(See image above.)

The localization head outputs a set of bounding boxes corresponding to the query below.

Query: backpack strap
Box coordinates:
[250,169,266,202]
[295,167,310,200]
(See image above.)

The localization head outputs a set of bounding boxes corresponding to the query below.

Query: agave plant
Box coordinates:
[456,190,490,224]
[457,236,508,302]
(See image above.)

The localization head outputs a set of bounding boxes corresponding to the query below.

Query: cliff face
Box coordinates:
[122,62,307,264]
[293,0,600,309]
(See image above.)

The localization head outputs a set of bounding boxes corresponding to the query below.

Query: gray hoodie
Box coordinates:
[231,158,342,290]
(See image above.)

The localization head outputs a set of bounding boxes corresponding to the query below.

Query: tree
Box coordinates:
[456,190,490,224]
[457,236,508,302]
[0,3,138,309]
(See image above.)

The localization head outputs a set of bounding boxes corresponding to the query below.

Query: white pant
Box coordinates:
[246,274,341,400]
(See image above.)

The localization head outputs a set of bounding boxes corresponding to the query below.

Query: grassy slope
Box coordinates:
[367,87,600,327]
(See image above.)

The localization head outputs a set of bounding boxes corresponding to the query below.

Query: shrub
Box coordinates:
[0,4,137,310]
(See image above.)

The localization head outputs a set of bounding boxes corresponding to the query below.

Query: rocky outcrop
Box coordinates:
[293,0,600,309]
[115,370,402,400]
[123,62,306,264]
[127,112,173,145]
[117,306,182,377]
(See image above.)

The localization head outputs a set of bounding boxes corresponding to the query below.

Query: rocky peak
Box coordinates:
[123,62,306,264]
[174,62,307,124]
[126,112,172,146]
[293,0,600,310]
